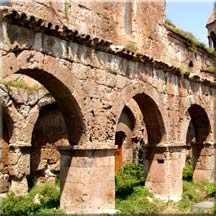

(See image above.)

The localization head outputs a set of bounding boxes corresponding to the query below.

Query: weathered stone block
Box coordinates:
[0,178,9,193]
[10,176,28,195]
[59,148,115,214]
[193,169,215,183]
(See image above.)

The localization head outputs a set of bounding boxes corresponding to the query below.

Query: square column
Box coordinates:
[192,143,215,183]
[143,145,186,201]
[58,145,117,214]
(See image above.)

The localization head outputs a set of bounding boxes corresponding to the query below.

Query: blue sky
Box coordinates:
[166,1,215,45]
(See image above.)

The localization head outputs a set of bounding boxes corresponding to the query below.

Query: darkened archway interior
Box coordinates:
[185,104,211,180]
[133,93,166,145]
[29,102,69,187]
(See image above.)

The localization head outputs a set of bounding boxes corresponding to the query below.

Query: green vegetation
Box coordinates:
[1,162,215,215]
[178,181,216,213]
[1,183,64,215]
[1,79,46,92]
[206,66,216,73]
[183,157,193,181]
[125,41,139,52]
[115,164,144,199]
[115,162,216,214]
[165,19,216,57]
[64,0,70,18]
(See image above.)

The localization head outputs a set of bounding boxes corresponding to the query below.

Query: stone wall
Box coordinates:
[6,1,215,81]
[8,0,165,54]
[162,27,215,80]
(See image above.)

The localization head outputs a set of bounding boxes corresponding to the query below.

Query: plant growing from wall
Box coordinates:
[64,0,70,19]
[206,66,216,73]
[165,19,216,57]
[126,41,139,52]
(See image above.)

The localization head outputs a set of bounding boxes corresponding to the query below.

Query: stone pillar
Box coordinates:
[58,145,117,214]
[8,145,31,195]
[192,143,215,183]
[143,145,186,201]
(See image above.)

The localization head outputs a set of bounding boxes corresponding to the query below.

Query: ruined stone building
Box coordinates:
[0,0,215,214]
[207,3,216,49]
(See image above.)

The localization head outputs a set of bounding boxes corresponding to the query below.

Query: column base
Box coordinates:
[191,143,215,183]
[65,208,120,215]
[59,145,116,214]
[143,145,186,202]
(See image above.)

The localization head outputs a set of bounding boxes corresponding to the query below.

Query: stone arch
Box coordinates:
[118,105,136,131]
[184,104,214,182]
[112,81,170,199]
[133,93,165,145]
[1,51,88,198]
[187,104,211,144]
[2,50,86,145]
[115,105,136,173]
[112,82,167,145]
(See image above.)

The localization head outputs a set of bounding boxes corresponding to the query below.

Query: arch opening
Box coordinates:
[115,92,166,198]
[210,31,216,50]
[133,93,166,145]
[187,104,211,144]
[28,102,69,188]
[1,66,85,198]
[185,104,212,183]
[17,68,85,145]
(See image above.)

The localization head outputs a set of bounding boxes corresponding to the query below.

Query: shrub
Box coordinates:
[202,182,216,198]
[1,183,63,215]
[115,164,144,199]
[1,192,40,215]
[183,157,193,181]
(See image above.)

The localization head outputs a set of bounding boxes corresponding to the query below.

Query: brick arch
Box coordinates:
[2,50,86,145]
[111,82,167,145]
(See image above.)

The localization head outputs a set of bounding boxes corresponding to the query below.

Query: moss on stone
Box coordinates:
[1,80,46,92]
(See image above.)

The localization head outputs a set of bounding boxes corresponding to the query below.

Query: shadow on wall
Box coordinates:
[0,105,14,193]
[28,102,69,187]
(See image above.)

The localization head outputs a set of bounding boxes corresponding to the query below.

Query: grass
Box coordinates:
[115,162,216,214]
[115,163,144,199]
[1,162,215,215]
[1,182,64,215]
